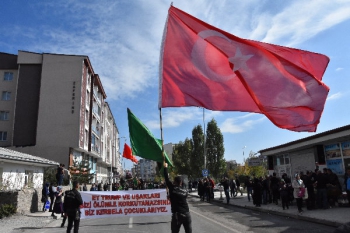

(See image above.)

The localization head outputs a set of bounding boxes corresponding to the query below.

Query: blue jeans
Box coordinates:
[247,187,253,201]
[262,190,268,204]
[224,189,230,203]
[316,188,328,209]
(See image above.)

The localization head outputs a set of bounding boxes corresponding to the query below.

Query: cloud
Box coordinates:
[145,108,222,130]
[220,114,265,133]
[257,1,350,46]
[336,68,344,71]
[327,92,344,101]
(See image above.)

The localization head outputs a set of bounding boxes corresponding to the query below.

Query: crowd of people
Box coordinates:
[210,167,350,214]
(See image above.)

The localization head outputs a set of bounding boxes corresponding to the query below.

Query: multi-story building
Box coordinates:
[0,51,122,183]
[135,159,157,181]
[132,143,174,181]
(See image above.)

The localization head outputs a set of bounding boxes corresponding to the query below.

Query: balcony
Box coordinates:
[92,125,100,137]
[93,90,101,105]
[91,144,100,154]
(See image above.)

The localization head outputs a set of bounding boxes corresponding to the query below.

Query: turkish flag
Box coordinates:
[159,6,330,132]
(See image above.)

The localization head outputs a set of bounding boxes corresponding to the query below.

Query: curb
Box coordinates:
[189,194,342,227]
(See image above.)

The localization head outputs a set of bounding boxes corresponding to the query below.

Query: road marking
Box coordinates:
[190,209,242,233]
[129,217,133,228]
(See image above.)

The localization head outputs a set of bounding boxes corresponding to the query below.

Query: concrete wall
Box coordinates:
[0,185,70,214]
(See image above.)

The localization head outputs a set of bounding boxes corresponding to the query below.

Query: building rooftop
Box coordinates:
[0,147,59,166]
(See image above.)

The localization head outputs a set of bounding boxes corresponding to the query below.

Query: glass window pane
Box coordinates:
[4,72,13,81]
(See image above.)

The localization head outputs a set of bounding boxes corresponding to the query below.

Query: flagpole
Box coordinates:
[159,108,165,162]
[203,108,207,171]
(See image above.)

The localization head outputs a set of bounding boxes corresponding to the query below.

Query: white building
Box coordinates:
[0,147,58,190]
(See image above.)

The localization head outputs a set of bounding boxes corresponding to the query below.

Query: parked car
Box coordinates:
[214,184,224,191]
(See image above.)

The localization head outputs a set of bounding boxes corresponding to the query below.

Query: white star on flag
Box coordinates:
[229,48,254,72]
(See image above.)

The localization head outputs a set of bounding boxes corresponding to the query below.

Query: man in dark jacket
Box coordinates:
[48,182,56,213]
[221,177,230,204]
[65,180,83,233]
[164,162,192,233]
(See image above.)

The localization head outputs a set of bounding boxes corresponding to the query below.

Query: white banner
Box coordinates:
[80,189,171,219]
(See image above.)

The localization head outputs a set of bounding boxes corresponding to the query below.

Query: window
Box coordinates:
[3,72,13,81]
[0,111,9,120]
[0,131,7,141]
[25,170,34,187]
[1,91,11,100]
[276,154,290,165]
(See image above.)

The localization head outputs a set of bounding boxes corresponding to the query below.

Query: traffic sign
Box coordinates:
[202,169,209,177]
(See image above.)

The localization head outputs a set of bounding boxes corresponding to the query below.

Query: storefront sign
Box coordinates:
[326,159,343,175]
[324,143,341,159]
[341,141,350,157]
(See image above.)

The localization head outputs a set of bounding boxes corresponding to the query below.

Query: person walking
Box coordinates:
[221,177,230,204]
[164,162,192,233]
[270,172,280,205]
[41,182,50,212]
[52,186,64,217]
[48,182,56,212]
[230,179,236,198]
[244,177,253,202]
[292,173,306,214]
[64,181,83,233]
[197,179,204,201]
[236,178,242,196]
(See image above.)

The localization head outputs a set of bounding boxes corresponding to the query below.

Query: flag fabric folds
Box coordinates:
[127,108,173,166]
[122,143,138,163]
[159,6,330,132]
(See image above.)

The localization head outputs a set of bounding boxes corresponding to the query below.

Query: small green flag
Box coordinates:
[127,108,173,166]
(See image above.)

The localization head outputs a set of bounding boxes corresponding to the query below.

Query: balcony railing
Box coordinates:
[91,144,100,154]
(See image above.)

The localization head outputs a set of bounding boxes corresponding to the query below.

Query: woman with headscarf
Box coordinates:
[53,186,64,217]
[292,173,306,214]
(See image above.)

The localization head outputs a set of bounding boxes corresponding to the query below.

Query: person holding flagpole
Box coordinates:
[164,162,192,233]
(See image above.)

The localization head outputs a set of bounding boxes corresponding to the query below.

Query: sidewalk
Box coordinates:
[189,190,349,227]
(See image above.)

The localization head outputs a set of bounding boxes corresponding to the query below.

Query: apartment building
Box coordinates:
[134,159,157,181]
[0,51,122,183]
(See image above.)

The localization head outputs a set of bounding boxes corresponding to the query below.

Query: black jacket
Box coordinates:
[64,188,83,216]
[164,167,189,214]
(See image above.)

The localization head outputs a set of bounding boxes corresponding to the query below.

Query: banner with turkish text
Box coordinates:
[80,189,171,219]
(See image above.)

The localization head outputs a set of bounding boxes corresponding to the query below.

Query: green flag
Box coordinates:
[127,108,173,166]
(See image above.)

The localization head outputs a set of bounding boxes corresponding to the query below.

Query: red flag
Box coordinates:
[131,156,138,163]
[123,143,138,163]
[123,143,133,160]
[159,6,330,132]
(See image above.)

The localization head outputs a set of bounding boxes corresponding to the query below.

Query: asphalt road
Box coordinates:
[12,196,337,233]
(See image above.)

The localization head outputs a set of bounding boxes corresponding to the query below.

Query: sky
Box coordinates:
[1,0,350,170]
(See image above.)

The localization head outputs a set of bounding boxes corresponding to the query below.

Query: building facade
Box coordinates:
[0,51,122,183]
[134,159,157,181]
[260,125,350,184]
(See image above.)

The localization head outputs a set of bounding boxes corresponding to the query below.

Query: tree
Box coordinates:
[69,158,95,184]
[190,125,205,179]
[206,119,226,179]
[172,138,192,177]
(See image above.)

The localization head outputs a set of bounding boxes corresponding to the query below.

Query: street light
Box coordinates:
[242,146,247,163]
